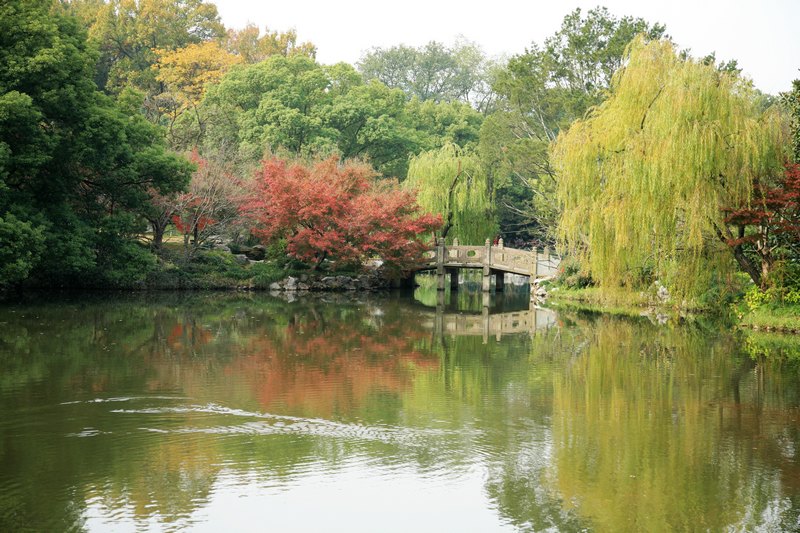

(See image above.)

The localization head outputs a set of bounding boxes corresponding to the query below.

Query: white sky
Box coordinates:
[213,0,800,95]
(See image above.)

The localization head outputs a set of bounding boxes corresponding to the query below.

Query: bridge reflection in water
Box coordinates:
[416,289,558,344]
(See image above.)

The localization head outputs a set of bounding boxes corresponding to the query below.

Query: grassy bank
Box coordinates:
[548,284,800,335]
[143,250,290,290]
[545,286,671,319]
[737,304,800,333]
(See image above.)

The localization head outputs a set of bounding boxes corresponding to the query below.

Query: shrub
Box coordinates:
[189,251,250,280]
[556,258,593,289]
[250,262,291,288]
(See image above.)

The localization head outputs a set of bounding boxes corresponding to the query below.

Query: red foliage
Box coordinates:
[169,150,243,252]
[241,157,442,271]
[171,213,215,235]
[720,163,800,287]
[724,164,800,246]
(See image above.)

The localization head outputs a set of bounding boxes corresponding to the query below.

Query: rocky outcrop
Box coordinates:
[530,276,554,301]
[268,272,392,292]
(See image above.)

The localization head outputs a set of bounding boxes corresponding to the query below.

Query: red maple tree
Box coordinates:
[241,157,441,272]
[718,163,800,288]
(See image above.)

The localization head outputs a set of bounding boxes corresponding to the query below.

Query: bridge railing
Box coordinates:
[489,245,535,276]
[445,244,486,267]
[416,238,560,280]
[535,252,561,278]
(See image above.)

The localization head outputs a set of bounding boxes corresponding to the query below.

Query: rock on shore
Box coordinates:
[268,272,393,292]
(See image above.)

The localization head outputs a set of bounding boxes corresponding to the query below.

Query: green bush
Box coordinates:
[251,262,290,288]
[769,260,800,292]
[99,241,157,288]
[556,258,593,289]
[695,271,749,310]
[146,260,190,289]
[743,284,800,311]
[785,288,800,304]
[264,238,308,270]
[188,251,250,281]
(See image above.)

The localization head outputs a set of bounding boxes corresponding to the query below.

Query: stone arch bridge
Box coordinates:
[411,239,561,291]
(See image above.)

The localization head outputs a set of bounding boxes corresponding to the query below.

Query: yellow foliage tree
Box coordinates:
[225,24,316,63]
[551,37,787,299]
[153,41,241,142]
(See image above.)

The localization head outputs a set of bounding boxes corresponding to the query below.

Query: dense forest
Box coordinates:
[1,0,798,318]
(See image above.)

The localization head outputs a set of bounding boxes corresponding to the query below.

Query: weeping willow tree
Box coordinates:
[405,143,497,244]
[552,37,787,299]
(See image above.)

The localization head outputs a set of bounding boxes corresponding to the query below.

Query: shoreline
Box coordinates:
[546,287,800,335]
[6,275,799,336]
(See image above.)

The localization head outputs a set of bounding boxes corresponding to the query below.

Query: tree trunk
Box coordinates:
[312,251,327,271]
[440,209,454,240]
[439,161,462,241]
[734,246,762,288]
[151,219,167,251]
[713,222,762,287]
[183,233,191,260]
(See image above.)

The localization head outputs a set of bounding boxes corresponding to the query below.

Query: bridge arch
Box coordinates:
[410,238,560,292]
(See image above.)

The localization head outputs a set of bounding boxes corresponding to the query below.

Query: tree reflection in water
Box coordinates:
[0,293,798,531]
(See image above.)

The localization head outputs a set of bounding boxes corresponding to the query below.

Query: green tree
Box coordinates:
[324,79,419,177]
[405,143,497,243]
[200,54,336,160]
[358,39,495,111]
[551,37,787,298]
[783,79,800,161]
[0,214,45,287]
[406,98,482,151]
[84,0,225,119]
[0,0,192,287]
[197,57,478,178]
[481,7,666,244]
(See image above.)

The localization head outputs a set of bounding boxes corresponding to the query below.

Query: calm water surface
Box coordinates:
[0,289,799,532]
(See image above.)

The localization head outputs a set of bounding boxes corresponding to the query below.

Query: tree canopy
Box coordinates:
[196,55,482,177]
[482,7,667,244]
[405,144,497,244]
[0,0,192,287]
[552,37,787,297]
[224,24,316,62]
[242,157,441,272]
[358,39,495,111]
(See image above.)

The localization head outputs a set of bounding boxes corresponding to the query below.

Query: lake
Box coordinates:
[1,289,798,532]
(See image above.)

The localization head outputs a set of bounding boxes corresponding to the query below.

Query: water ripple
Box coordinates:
[112,403,470,447]
[60,396,187,405]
